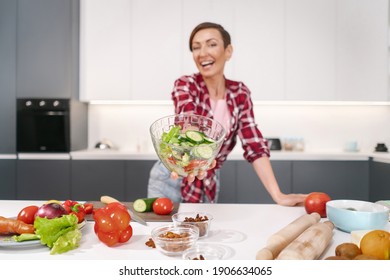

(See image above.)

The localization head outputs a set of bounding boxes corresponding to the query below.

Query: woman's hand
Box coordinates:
[273,192,308,207]
[170,160,217,183]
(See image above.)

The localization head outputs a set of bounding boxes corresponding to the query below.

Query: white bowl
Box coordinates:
[326,200,389,233]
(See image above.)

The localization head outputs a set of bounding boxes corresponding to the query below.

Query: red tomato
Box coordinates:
[184,160,208,172]
[153,197,174,215]
[304,192,331,218]
[17,205,39,224]
[83,203,94,214]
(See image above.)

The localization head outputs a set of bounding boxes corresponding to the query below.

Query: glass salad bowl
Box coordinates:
[150,114,226,177]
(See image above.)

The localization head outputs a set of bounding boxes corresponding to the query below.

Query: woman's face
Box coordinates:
[191,28,232,79]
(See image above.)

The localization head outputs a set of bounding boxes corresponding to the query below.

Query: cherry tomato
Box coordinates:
[83,203,94,214]
[153,197,174,215]
[17,205,39,224]
[183,159,209,173]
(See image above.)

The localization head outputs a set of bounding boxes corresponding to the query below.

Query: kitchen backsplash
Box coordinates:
[88,104,390,154]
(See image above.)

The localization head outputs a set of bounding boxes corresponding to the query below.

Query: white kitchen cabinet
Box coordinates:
[233,0,284,100]
[80,0,389,102]
[285,0,336,101]
[80,0,182,101]
[284,0,388,101]
[335,0,388,101]
[80,0,235,101]
[79,0,132,100]
[130,0,182,100]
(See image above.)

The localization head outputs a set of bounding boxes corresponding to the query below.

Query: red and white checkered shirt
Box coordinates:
[172,73,270,203]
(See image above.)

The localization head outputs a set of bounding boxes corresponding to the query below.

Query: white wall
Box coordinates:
[88,104,390,154]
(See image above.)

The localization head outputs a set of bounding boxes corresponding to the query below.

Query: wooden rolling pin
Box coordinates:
[256,212,321,260]
[276,221,334,260]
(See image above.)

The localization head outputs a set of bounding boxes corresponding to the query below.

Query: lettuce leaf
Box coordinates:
[34,215,81,254]
[50,229,81,255]
[12,233,39,242]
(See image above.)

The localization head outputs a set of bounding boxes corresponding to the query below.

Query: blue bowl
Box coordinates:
[326,200,389,233]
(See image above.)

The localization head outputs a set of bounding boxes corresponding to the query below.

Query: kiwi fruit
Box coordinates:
[335,243,362,259]
[353,254,379,260]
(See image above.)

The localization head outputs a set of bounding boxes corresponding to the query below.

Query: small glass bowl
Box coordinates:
[182,244,224,260]
[151,224,199,256]
[172,212,213,238]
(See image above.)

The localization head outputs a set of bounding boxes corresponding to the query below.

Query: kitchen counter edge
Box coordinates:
[1,150,388,163]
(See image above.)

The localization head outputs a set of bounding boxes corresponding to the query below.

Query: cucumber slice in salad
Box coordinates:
[158,125,219,175]
[185,130,204,144]
[193,145,214,159]
[203,135,216,144]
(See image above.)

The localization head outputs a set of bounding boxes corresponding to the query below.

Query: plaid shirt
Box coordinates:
[172,73,270,203]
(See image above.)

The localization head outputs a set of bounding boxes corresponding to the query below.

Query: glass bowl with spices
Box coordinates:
[151,224,199,256]
[172,212,213,238]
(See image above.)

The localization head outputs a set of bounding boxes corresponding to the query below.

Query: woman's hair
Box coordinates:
[189,22,231,51]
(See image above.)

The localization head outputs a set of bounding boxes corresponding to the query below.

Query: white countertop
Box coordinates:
[1,149,389,163]
[17,153,71,160]
[1,200,389,260]
[68,148,389,163]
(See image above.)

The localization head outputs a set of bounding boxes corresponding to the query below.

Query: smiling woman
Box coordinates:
[147,22,307,206]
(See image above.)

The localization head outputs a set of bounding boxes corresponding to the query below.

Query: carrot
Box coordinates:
[0,216,35,235]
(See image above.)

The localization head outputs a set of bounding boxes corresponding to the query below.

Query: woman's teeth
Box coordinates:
[201,61,214,67]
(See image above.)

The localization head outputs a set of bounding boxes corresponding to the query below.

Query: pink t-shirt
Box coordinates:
[210,98,231,134]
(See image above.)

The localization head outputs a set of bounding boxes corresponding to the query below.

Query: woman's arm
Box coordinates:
[251,157,307,206]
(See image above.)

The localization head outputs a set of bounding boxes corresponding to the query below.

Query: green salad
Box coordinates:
[158,125,219,176]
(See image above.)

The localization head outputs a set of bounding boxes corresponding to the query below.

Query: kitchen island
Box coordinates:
[1,200,388,260]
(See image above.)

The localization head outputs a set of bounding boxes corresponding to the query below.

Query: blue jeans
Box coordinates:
[147,161,220,203]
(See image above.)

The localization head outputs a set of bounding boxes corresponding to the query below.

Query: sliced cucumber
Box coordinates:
[193,145,213,159]
[203,135,215,144]
[133,197,158,212]
[185,130,204,144]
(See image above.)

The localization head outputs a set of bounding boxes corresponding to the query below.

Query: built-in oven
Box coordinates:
[17,98,70,152]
